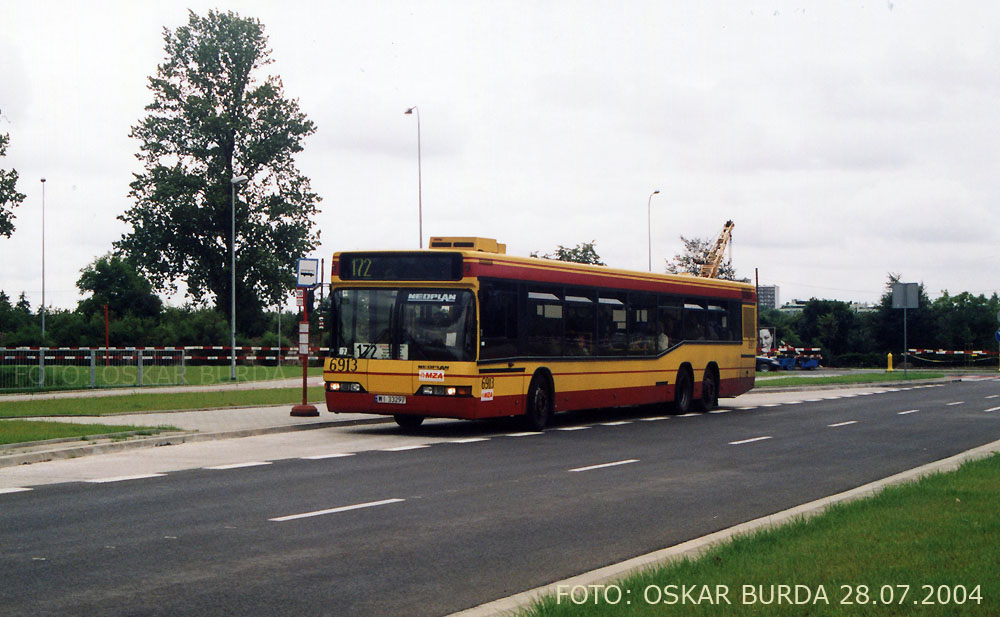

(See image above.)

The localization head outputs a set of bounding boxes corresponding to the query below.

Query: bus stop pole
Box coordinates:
[291,289,318,417]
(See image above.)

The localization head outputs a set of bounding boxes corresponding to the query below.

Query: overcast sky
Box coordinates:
[2,1,998,313]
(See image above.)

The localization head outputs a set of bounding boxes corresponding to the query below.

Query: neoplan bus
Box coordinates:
[324,237,757,430]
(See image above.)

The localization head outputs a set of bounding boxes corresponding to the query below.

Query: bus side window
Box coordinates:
[479,281,518,360]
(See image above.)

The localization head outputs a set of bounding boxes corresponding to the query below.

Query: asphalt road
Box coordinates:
[2,379,999,617]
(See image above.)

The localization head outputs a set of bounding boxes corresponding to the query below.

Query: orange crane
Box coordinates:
[698,220,735,278]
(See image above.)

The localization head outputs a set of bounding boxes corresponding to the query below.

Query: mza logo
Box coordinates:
[418,369,445,382]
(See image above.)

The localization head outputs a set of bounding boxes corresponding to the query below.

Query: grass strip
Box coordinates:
[0,420,178,445]
[0,387,325,418]
[757,372,945,387]
[522,453,999,617]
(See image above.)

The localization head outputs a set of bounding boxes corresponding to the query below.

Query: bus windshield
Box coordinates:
[333,288,476,362]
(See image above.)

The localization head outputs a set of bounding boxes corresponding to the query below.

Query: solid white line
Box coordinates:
[569,459,639,473]
[946,401,965,406]
[448,437,491,443]
[599,421,631,426]
[86,474,167,484]
[897,409,919,415]
[269,498,405,522]
[302,453,355,460]
[505,432,544,437]
[383,445,430,451]
[555,426,591,431]
[206,462,272,470]
[985,406,1000,413]
[828,420,858,427]
[0,487,32,494]
[729,436,772,445]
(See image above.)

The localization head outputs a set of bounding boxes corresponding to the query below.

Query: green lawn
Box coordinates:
[0,420,177,445]
[756,372,946,387]
[522,454,1000,617]
[0,387,326,418]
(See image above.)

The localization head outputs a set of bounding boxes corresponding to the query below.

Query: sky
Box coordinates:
[2,0,999,313]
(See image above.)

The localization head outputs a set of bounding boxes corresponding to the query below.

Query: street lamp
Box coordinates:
[647,189,660,272]
[40,178,46,341]
[404,106,422,248]
[230,174,249,381]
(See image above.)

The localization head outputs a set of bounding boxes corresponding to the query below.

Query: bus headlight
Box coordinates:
[417,385,472,397]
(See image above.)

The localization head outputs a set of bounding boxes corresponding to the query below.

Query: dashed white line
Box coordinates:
[709,409,731,414]
[383,445,430,451]
[599,421,632,426]
[677,413,701,417]
[828,420,858,428]
[555,426,591,431]
[897,409,919,415]
[638,416,669,422]
[269,498,405,522]
[986,395,999,399]
[946,401,965,406]
[448,437,491,443]
[86,474,167,484]
[206,462,272,470]
[0,487,32,494]
[505,432,544,437]
[738,406,758,410]
[985,406,1000,413]
[569,459,639,473]
[302,453,355,460]
[729,436,772,446]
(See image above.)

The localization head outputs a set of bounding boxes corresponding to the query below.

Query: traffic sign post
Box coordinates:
[290,282,319,417]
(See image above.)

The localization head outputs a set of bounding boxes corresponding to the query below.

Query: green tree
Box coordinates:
[117,9,320,335]
[531,240,606,265]
[0,112,26,238]
[76,254,162,319]
[665,235,743,281]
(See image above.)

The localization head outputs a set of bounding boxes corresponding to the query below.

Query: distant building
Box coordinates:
[758,285,780,310]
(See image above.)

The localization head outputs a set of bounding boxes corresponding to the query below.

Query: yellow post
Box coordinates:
[887,352,894,372]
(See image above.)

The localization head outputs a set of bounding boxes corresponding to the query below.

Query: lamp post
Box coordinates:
[230,175,248,381]
[404,106,422,248]
[40,178,46,341]
[647,189,660,272]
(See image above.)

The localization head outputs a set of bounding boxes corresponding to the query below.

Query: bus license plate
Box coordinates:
[375,395,406,405]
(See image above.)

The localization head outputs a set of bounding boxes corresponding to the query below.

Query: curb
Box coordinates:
[446,437,1000,617]
[0,417,394,468]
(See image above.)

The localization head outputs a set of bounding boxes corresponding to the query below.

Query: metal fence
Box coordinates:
[0,346,328,392]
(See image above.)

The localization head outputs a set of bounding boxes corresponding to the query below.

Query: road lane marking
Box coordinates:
[86,474,167,484]
[447,437,491,443]
[0,487,32,494]
[784,401,803,405]
[729,436,772,445]
[985,406,1000,413]
[738,406,758,410]
[505,432,544,437]
[206,462,272,470]
[946,402,965,406]
[986,395,999,399]
[269,498,405,522]
[709,409,731,414]
[897,409,919,415]
[599,421,632,426]
[383,445,430,451]
[569,459,639,473]
[556,426,591,431]
[302,453,355,460]
[638,416,669,421]
[828,420,858,427]
[677,413,701,417]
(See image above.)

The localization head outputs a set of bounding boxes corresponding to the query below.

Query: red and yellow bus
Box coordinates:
[324,237,757,430]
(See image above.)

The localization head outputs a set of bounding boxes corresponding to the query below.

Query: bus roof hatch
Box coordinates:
[428,237,507,254]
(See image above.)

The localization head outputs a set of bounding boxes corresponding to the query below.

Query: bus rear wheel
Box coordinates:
[696,368,719,412]
[394,414,425,430]
[524,375,553,431]
[673,369,693,414]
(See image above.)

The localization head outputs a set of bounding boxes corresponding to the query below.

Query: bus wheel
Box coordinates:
[673,369,693,414]
[696,368,719,412]
[394,414,425,430]
[524,375,553,431]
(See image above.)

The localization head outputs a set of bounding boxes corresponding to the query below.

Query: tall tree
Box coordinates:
[665,235,742,281]
[531,240,606,265]
[77,254,162,319]
[117,10,320,333]
[0,111,26,238]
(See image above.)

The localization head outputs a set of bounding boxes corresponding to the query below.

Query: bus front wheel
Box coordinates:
[394,414,425,430]
[524,375,553,431]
